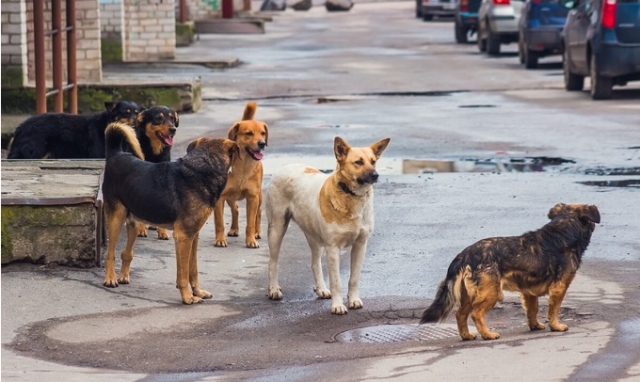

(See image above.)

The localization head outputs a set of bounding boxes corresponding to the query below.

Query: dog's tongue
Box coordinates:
[252,150,263,160]
[161,135,174,146]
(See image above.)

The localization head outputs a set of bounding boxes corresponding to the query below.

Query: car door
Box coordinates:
[565,0,593,73]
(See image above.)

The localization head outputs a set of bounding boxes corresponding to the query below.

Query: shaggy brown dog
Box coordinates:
[101,122,238,304]
[420,203,600,340]
[213,102,268,248]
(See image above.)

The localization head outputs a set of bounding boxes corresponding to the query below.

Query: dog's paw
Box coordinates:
[194,288,212,299]
[117,273,130,285]
[182,295,204,305]
[137,227,148,237]
[349,299,363,309]
[246,240,260,248]
[268,287,283,300]
[480,331,501,340]
[529,322,546,331]
[314,287,331,299]
[157,228,170,240]
[214,238,228,247]
[227,229,239,237]
[103,278,119,288]
[460,332,477,341]
[331,304,349,315]
[550,323,569,332]
[255,233,262,239]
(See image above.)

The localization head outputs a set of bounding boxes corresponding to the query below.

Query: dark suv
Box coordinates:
[518,0,572,69]
[454,0,482,43]
[562,0,640,99]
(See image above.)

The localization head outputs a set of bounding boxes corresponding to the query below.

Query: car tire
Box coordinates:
[455,19,468,44]
[524,49,538,69]
[423,13,434,21]
[590,54,613,100]
[518,38,525,64]
[477,24,487,52]
[416,0,422,18]
[563,48,584,91]
[486,26,500,56]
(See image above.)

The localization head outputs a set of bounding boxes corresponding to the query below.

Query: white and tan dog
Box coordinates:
[265,136,390,314]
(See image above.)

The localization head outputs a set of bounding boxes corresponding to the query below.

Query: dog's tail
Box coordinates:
[105,122,144,160]
[420,258,468,324]
[242,101,257,120]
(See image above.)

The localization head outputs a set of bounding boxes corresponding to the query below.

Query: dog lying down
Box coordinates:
[420,203,600,340]
[266,136,390,314]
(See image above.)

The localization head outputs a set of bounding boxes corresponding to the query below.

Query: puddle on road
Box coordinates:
[584,167,640,176]
[264,156,575,175]
[579,179,640,188]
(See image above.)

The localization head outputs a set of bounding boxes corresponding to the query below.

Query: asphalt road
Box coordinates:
[2,2,640,381]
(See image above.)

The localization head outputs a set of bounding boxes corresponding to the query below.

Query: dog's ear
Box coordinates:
[224,139,240,159]
[105,102,116,112]
[263,123,269,146]
[228,123,240,141]
[187,138,204,153]
[370,137,391,159]
[136,110,146,126]
[548,203,567,219]
[334,136,351,161]
[581,205,601,224]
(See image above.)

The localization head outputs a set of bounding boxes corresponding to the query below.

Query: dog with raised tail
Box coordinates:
[265,136,390,314]
[420,203,600,340]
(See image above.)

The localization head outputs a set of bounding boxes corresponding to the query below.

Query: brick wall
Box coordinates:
[22,0,102,84]
[1,0,28,86]
[100,0,124,62]
[123,0,175,61]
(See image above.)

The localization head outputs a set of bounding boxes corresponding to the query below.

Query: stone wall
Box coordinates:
[1,0,28,86]
[123,0,175,61]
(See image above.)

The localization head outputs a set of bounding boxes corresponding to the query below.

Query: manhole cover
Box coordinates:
[335,324,459,344]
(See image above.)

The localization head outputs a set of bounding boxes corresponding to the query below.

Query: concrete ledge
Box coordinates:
[0,79,202,115]
[195,18,265,34]
[1,160,105,268]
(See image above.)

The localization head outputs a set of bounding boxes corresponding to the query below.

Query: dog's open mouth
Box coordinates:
[157,132,174,146]
[246,147,263,161]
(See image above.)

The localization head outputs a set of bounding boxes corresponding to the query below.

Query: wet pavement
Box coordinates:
[2,1,640,381]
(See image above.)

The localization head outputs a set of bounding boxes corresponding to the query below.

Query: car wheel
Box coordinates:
[416,0,422,18]
[477,24,487,52]
[455,19,468,44]
[563,48,584,91]
[524,49,538,69]
[518,38,525,64]
[486,26,500,55]
[590,54,613,100]
[423,13,434,21]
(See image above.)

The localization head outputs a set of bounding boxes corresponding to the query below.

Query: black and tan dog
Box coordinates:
[132,106,180,240]
[214,102,268,248]
[8,100,141,159]
[101,122,238,304]
[420,203,600,340]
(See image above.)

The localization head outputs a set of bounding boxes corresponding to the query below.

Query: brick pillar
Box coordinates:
[1,0,28,86]
[99,0,125,62]
[123,0,176,61]
[24,0,102,84]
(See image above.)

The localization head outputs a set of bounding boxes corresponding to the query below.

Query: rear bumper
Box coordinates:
[526,27,562,52]
[423,3,456,16]
[459,12,479,27]
[596,44,640,79]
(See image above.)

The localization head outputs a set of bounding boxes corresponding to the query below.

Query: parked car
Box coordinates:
[417,0,457,21]
[478,0,525,55]
[518,0,572,68]
[562,0,640,99]
[454,0,482,43]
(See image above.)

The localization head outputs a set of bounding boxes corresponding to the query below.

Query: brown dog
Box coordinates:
[420,203,600,340]
[213,102,268,248]
[101,122,237,304]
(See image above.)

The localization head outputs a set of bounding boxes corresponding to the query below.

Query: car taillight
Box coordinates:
[492,0,510,5]
[460,0,469,11]
[602,0,617,29]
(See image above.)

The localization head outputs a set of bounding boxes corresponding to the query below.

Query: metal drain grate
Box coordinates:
[335,324,459,344]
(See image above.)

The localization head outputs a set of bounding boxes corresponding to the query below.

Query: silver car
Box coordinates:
[417,0,457,21]
[477,0,524,55]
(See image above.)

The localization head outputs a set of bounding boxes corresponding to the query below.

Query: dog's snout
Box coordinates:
[169,126,177,135]
[369,171,379,183]
[258,140,266,150]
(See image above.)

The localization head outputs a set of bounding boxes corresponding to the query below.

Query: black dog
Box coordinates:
[7,100,142,159]
[131,106,180,239]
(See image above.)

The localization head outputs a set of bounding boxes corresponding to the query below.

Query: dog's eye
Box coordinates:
[371,159,376,165]
[126,109,130,113]
[354,160,364,166]
[246,132,254,136]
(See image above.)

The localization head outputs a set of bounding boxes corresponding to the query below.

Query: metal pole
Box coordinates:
[66,0,77,114]
[52,0,64,112]
[34,0,47,114]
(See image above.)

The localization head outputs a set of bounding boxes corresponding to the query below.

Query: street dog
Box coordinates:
[7,100,141,159]
[266,136,390,314]
[213,101,268,248]
[420,203,600,340]
[133,106,180,240]
[101,122,238,304]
